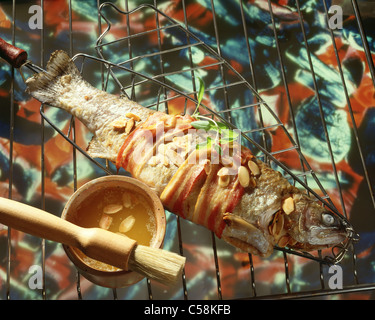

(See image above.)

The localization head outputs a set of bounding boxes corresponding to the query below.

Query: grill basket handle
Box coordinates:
[0,37,27,68]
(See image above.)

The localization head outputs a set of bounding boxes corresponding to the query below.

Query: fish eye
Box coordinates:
[322,213,335,226]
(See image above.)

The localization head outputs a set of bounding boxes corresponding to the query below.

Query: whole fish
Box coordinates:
[25,50,350,257]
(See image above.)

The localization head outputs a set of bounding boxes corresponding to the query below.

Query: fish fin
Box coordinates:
[87,135,117,162]
[221,213,273,257]
[25,50,81,105]
[222,236,265,256]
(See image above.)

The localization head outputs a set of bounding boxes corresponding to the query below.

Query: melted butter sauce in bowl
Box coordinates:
[61,175,166,288]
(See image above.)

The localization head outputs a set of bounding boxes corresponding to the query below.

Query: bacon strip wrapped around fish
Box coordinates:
[25,51,350,257]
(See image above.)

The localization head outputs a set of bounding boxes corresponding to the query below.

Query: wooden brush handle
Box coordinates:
[0,197,137,270]
[0,37,28,68]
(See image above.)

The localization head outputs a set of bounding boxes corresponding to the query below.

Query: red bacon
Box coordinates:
[161,154,208,219]
[117,112,246,239]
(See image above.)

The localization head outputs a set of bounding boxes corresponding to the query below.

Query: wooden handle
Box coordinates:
[0,38,28,68]
[0,197,137,270]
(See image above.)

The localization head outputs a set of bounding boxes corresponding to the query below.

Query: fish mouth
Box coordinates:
[282,232,347,253]
[307,226,349,246]
[275,231,346,252]
[285,220,357,258]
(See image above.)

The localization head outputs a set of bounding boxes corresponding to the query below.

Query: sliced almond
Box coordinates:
[222,213,258,232]
[217,167,230,177]
[119,215,136,233]
[249,176,257,188]
[238,166,250,188]
[157,144,169,167]
[125,118,135,134]
[157,144,170,168]
[248,160,260,176]
[221,155,234,166]
[103,203,123,215]
[125,112,141,121]
[122,193,132,208]
[203,159,211,175]
[166,148,184,167]
[218,174,230,188]
[282,197,295,215]
[99,214,113,230]
[111,118,128,131]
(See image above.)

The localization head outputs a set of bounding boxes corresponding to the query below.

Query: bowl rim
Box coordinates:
[61,175,166,278]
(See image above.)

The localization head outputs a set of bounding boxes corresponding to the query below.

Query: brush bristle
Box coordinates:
[128,245,186,285]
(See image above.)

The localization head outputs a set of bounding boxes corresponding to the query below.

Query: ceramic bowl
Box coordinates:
[61,175,166,288]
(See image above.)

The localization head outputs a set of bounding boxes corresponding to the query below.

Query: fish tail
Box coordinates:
[25,50,82,106]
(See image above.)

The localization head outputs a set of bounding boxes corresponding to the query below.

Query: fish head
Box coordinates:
[282,194,350,251]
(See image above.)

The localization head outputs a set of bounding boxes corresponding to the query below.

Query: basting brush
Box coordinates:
[0,197,185,285]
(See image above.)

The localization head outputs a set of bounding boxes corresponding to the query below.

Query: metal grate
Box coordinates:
[0,0,374,300]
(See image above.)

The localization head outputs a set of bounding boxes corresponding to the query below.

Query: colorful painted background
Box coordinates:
[0,0,374,300]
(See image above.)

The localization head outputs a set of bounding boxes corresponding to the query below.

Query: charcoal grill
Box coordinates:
[0,0,374,300]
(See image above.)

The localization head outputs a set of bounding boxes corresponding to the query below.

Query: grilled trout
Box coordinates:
[25,50,350,257]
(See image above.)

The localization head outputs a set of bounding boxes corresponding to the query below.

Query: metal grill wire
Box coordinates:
[0,0,374,300]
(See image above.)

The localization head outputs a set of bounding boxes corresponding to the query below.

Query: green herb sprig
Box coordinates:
[191,78,240,154]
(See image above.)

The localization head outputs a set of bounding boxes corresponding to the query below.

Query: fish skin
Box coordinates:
[26,50,158,163]
[25,50,350,257]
